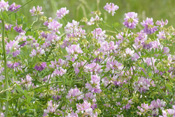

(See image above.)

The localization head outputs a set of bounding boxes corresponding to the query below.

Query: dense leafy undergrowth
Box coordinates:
[0,0,175,117]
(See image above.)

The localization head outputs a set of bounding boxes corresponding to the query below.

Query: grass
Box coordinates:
[8,0,175,27]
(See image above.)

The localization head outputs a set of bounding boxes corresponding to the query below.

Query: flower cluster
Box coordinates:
[134,77,155,93]
[137,99,166,116]
[56,7,69,19]
[141,18,158,34]
[8,2,21,11]
[123,12,139,29]
[85,75,101,93]
[0,0,9,12]
[30,6,44,16]
[104,3,119,16]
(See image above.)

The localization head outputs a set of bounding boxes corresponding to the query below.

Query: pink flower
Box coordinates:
[48,20,62,33]
[21,75,33,88]
[157,31,166,39]
[76,100,92,113]
[141,18,158,34]
[57,7,69,19]
[43,100,59,116]
[8,2,21,12]
[123,12,138,29]
[34,62,47,71]
[65,20,86,38]
[52,67,67,76]
[91,28,106,42]
[66,112,78,117]
[6,40,20,57]
[85,75,101,93]
[87,15,103,25]
[104,3,119,16]
[156,19,168,27]
[84,63,102,73]
[30,6,44,16]
[66,88,84,100]
[0,112,4,117]
[66,44,83,55]
[0,0,9,12]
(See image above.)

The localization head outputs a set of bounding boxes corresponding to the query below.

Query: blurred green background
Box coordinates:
[8,0,175,27]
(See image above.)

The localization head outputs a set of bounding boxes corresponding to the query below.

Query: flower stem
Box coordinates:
[1,19,8,117]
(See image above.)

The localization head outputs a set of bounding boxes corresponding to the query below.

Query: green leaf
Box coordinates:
[165,83,172,92]
[11,14,16,21]
[19,109,27,114]
[18,41,26,45]
[2,12,8,20]
[16,84,24,93]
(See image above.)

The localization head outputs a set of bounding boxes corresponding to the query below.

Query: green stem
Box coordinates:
[1,19,8,117]
[31,15,39,29]
[97,0,100,11]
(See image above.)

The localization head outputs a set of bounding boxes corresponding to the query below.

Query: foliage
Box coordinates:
[0,0,175,117]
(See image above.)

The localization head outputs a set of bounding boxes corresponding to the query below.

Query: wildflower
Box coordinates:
[91,28,106,42]
[73,61,86,74]
[87,15,103,25]
[34,62,47,71]
[84,92,96,100]
[30,6,44,16]
[156,19,168,27]
[105,60,123,72]
[65,20,86,38]
[157,31,166,39]
[52,67,67,76]
[76,100,92,113]
[21,75,33,88]
[8,2,21,11]
[84,62,102,73]
[7,61,20,69]
[48,20,62,33]
[56,7,69,19]
[66,44,83,55]
[13,25,23,33]
[66,112,78,117]
[123,12,138,29]
[167,105,175,116]
[30,48,45,57]
[104,3,119,16]
[46,32,60,43]
[6,40,20,57]
[76,100,98,117]
[5,24,12,30]
[99,41,118,53]
[43,100,59,117]
[141,18,158,34]
[0,112,4,117]
[149,40,162,50]
[134,77,155,93]
[144,57,156,66]
[85,75,101,93]
[137,99,165,116]
[134,31,147,48]
[131,53,140,61]
[163,47,170,54]
[150,99,166,109]
[0,0,9,12]
[66,88,84,101]
[125,48,135,56]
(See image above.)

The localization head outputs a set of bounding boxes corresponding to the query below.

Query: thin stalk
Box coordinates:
[1,19,8,117]
[97,0,100,11]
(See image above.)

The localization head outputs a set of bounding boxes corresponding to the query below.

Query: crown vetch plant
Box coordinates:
[0,0,175,117]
